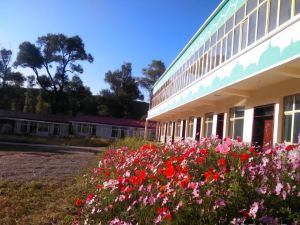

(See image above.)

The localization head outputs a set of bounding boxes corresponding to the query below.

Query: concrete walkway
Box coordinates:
[0,141,104,153]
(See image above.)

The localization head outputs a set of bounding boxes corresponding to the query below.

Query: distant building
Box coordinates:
[147,0,300,146]
[0,110,156,139]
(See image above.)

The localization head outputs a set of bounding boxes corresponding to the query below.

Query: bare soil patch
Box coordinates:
[0,144,98,181]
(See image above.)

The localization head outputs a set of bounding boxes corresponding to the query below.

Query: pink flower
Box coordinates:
[215,144,230,155]
[249,202,259,219]
[224,138,232,146]
[275,182,283,195]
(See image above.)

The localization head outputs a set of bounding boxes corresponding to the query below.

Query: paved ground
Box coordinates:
[0,143,101,181]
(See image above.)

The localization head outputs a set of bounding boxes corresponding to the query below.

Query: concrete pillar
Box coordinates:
[144,120,148,140]
[200,117,204,138]
[192,117,197,139]
[212,114,218,136]
[243,108,254,143]
[273,103,280,144]
[223,112,228,139]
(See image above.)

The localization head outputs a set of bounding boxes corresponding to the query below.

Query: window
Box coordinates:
[216,41,221,67]
[229,107,245,139]
[221,38,226,63]
[268,0,278,32]
[283,94,300,143]
[225,16,234,33]
[257,2,267,40]
[279,0,291,25]
[226,31,233,60]
[187,118,194,137]
[296,0,300,15]
[248,10,257,46]
[233,25,240,55]
[235,5,245,25]
[38,123,49,132]
[111,126,119,138]
[241,19,248,50]
[217,25,225,41]
[20,121,28,133]
[204,113,214,137]
[247,0,257,15]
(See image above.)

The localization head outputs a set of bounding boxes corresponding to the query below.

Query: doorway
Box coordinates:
[252,104,274,148]
[216,113,224,140]
[195,117,202,141]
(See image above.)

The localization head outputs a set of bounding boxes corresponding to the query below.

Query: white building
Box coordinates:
[147,0,300,147]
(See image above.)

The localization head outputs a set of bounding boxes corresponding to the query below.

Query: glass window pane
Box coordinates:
[216,41,221,67]
[235,5,245,25]
[218,25,225,41]
[257,2,267,40]
[247,0,257,15]
[269,0,278,32]
[202,54,207,75]
[293,113,300,143]
[234,119,244,138]
[211,46,216,70]
[211,32,217,46]
[235,107,245,117]
[206,123,213,137]
[226,31,233,60]
[279,0,291,25]
[241,19,248,50]
[205,39,210,52]
[207,51,211,73]
[295,95,300,110]
[284,95,294,111]
[226,16,234,33]
[229,120,234,138]
[221,38,226,63]
[233,26,240,55]
[284,115,292,142]
[248,11,257,46]
[296,0,300,15]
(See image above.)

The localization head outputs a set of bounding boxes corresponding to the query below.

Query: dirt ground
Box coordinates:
[0,144,99,181]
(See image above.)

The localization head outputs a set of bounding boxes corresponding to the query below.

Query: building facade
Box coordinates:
[0,110,156,139]
[148,0,300,147]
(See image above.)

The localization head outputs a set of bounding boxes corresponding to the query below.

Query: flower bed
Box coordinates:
[74,138,300,224]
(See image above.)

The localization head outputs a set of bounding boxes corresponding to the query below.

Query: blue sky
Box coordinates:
[0,0,220,98]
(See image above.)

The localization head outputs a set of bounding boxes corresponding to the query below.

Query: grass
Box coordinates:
[0,134,111,147]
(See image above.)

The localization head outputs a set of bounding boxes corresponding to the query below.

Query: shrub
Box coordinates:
[74,137,300,225]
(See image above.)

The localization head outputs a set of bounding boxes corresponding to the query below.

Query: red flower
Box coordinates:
[285,145,294,151]
[240,153,249,163]
[165,212,172,220]
[196,156,205,164]
[86,193,94,203]
[249,147,255,153]
[75,198,83,207]
[213,172,220,181]
[180,177,190,188]
[218,158,226,167]
[204,170,211,181]
[231,152,238,159]
[200,148,209,156]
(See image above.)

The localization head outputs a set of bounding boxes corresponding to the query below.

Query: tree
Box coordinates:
[139,60,165,98]
[23,76,36,113]
[101,63,144,118]
[35,92,50,114]
[15,34,93,113]
[0,48,25,88]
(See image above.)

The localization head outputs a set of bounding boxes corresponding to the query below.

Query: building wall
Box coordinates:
[157,78,300,144]
[149,2,300,119]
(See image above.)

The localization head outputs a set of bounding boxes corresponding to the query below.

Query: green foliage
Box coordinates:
[139,60,165,94]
